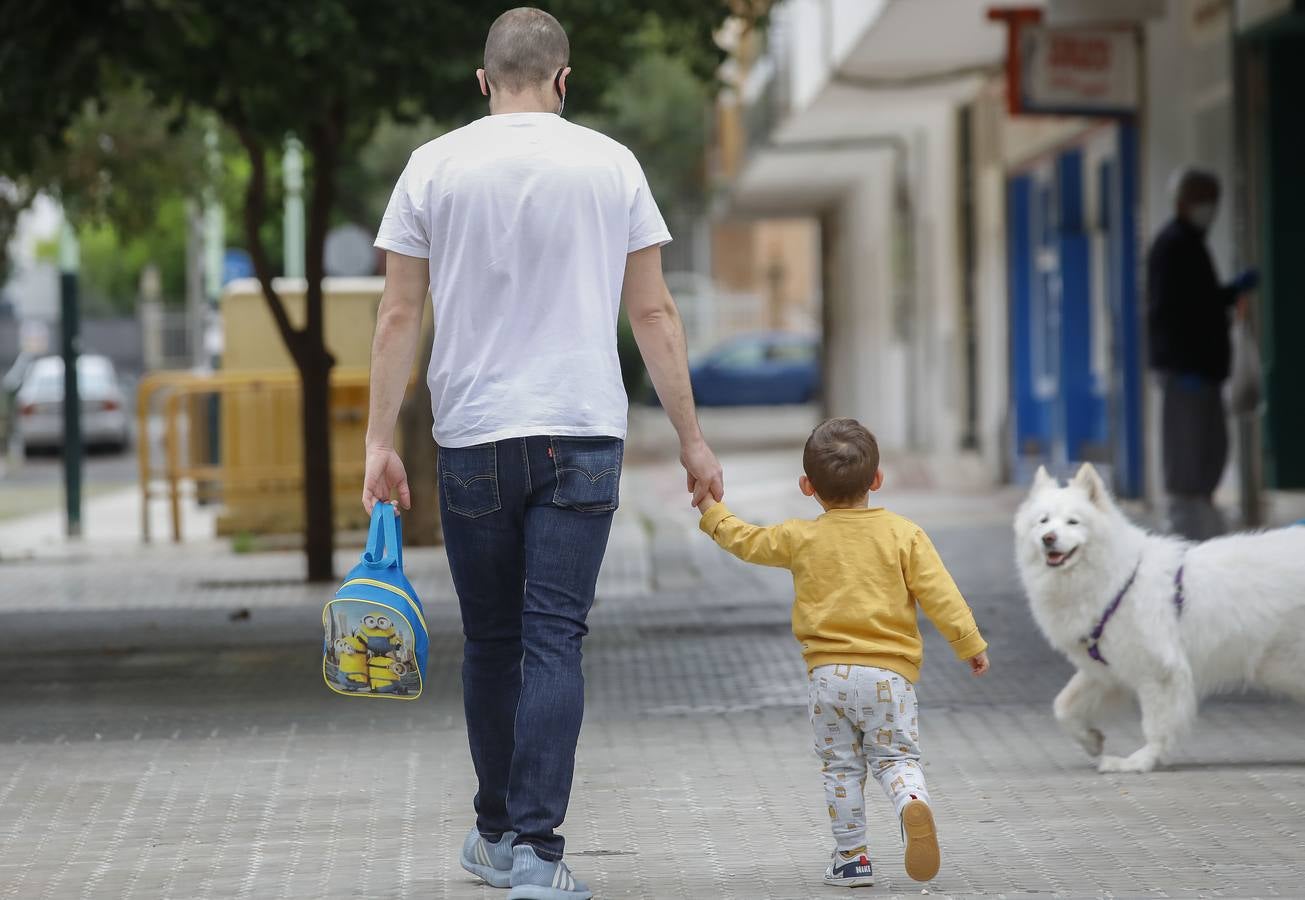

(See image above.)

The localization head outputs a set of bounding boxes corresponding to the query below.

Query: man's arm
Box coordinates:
[362,250,430,513]
[622,244,722,506]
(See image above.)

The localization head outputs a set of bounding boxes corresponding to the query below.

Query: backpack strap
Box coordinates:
[362,502,403,570]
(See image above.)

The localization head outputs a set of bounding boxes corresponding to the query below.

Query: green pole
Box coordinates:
[59,222,82,538]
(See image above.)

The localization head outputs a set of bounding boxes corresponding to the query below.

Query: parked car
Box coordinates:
[689,332,820,406]
[15,354,130,454]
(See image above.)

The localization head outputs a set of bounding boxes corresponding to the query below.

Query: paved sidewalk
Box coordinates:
[1,451,1303,898]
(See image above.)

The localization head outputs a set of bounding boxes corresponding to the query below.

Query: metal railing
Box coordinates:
[136,368,373,543]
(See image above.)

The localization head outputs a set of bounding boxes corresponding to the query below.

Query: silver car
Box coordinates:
[16,355,130,453]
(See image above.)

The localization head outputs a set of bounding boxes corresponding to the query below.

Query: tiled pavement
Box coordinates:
[1,450,1304,898]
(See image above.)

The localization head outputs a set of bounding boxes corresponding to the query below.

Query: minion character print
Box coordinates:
[323,604,421,697]
[333,636,369,690]
[357,614,402,655]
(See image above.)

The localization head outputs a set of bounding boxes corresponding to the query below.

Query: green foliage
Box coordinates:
[76,196,189,315]
[335,116,447,230]
[585,20,713,218]
[44,85,207,230]
[110,1,725,154]
[2,1,731,291]
[0,82,207,296]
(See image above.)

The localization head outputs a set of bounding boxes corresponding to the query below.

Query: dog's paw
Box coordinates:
[1076,728,1105,758]
[1098,750,1156,774]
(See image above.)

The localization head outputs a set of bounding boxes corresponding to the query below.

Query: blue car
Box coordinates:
[689,333,820,406]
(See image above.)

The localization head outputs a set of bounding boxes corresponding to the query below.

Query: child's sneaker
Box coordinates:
[823,850,874,887]
[901,799,941,881]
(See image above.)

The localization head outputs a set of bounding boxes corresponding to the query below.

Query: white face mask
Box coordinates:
[1187,203,1217,231]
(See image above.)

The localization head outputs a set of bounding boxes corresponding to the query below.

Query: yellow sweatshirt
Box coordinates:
[699,502,986,682]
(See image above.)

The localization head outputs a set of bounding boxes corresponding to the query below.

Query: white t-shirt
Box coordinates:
[374,113,671,448]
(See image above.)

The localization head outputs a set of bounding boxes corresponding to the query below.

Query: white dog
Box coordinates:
[1014,463,1305,773]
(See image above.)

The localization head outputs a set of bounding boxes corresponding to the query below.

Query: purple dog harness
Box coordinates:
[1085,555,1186,665]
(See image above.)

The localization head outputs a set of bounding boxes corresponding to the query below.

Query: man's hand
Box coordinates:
[362,445,411,514]
[968,651,990,677]
[681,436,723,508]
[1236,294,1251,320]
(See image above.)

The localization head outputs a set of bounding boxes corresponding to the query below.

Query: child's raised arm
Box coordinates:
[698,502,794,568]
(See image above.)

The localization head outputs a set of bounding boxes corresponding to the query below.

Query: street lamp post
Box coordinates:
[283,135,306,280]
[59,221,82,538]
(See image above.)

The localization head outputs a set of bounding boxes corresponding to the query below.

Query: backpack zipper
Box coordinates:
[340,577,429,634]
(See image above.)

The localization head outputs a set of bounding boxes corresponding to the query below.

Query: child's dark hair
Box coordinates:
[803,418,880,502]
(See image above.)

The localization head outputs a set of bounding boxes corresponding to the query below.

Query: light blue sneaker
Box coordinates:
[460,827,515,888]
[507,843,592,900]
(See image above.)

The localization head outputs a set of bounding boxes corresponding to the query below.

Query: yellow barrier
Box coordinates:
[136,368,376,543]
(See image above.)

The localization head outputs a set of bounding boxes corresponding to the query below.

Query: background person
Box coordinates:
[1147,167,1257,540]
[361,8,723,899]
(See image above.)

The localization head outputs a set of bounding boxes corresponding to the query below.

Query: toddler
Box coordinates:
[697,418,989,887]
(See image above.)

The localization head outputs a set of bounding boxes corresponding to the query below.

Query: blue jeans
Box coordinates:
[438,435,622,861]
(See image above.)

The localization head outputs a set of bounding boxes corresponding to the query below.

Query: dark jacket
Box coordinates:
[1146,217,1238,381]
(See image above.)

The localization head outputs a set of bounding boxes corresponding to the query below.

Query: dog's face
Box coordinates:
[1015,464,1114,571]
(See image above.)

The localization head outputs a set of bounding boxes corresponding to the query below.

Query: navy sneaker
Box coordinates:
[460,827,515,888]
[824,850,874,887]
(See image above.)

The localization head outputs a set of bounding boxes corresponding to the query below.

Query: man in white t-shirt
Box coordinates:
[362,8,722,899]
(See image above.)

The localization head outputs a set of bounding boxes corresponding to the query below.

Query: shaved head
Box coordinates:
[483,7,570,93]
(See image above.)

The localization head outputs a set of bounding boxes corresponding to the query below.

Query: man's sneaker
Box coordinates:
[507,843,592,900]
[460,827,515,888]
[823,851,874,887]
[902,799,941,882]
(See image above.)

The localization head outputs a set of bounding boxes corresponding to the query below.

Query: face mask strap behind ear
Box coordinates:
[554,68,565,116]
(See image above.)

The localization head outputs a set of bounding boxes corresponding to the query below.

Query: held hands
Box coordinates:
[362,445,411,514]
[681,435,723,509]
[968,651,990,677]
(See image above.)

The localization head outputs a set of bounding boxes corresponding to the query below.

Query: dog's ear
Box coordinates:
[1032,465,1056,493]
[1072,463,1109,506]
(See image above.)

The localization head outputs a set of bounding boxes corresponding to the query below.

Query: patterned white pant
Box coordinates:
[808,664,930,852]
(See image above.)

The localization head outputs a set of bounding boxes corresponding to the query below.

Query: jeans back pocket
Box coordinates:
[550,437,623,513]
[439,443,501,518]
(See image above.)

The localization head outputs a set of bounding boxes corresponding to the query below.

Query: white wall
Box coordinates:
[1142,0,1238,508]
[818,114,970,461]
[779,0,890,110]
[824,155,902,444]
[912,110,965,456]
[971,83,1015,482]
[2,193,62,323]
[1144,1,1236,269]
[741,0,993,473]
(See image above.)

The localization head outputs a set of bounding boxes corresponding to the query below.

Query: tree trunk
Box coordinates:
[232,118,339,582]
[300,115,342,582]
[397,323,441,545]
[299,345,335,580]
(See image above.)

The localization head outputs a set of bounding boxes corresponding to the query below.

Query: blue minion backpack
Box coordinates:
[322,502,429,699]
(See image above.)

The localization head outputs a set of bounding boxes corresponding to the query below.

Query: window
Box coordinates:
[766,340,816,363]
[712,341,766,369]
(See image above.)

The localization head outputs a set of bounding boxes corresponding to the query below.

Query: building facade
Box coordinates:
[717,0,1303,519]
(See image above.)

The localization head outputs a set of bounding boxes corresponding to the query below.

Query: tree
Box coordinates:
[3,0,737,581]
